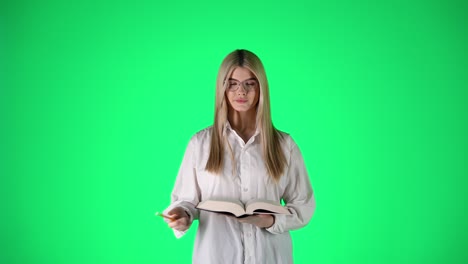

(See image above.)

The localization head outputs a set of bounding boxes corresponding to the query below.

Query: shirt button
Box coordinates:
[243,188,248,192]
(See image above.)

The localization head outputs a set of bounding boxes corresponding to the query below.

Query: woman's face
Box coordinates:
[225,67,260,114]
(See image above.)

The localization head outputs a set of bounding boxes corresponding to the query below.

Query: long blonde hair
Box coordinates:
[205,49,287,181]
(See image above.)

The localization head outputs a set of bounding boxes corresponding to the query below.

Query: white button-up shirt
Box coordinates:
[165,123,316,264]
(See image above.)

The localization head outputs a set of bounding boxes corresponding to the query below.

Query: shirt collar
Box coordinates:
[225,121,261,141]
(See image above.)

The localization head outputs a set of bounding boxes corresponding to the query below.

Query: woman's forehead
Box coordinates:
[230,67,255,80]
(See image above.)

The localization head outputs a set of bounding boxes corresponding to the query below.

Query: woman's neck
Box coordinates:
[228,109,257,142]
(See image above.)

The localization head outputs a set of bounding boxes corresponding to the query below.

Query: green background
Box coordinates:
[3,0,467,263]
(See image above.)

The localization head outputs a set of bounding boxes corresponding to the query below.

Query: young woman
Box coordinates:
[164,49,316,264]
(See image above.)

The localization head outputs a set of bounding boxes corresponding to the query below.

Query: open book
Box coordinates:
[196,199,291,218]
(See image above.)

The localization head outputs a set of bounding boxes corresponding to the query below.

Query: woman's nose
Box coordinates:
[237,84,247,94]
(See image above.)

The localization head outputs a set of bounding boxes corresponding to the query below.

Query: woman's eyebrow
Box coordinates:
[228,77,257,81]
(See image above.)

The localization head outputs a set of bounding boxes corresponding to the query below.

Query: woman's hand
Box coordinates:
[235,214,275,228]
[167,207,191,232]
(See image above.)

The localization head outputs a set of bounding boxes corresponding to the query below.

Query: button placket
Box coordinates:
[239,149,250,202]
[243,224,254,263]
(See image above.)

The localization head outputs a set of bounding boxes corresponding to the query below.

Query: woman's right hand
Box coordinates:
[167,207,191,232]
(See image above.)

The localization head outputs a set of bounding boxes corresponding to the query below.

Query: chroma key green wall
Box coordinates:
[2,0,467,263]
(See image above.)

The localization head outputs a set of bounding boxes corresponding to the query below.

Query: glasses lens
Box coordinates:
[243,80,258,91]
[226,79,258,91]
[228,81,240,90]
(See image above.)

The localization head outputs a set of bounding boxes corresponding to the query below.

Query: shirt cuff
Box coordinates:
[265,214,286,234]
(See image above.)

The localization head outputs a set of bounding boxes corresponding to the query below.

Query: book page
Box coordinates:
[196,199,246,217]
[245,199,291,215]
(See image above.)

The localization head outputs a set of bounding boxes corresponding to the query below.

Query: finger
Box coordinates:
[166,208,178,215]
[169,223,185,230]
[167,207,183,216]
[168,211,186,220]
[237,216,254,223]
[174,225,188,232]
[168,221,179,228]
[168,218,184,226]
[167,214,178,220]
[257,214,271,219]
[169,221,188,231]
[169,217,188,228]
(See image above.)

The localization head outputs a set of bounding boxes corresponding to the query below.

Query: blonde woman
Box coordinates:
[164,49,316,263]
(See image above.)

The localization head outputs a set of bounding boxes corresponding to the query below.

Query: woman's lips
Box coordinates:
[235,99,248,103]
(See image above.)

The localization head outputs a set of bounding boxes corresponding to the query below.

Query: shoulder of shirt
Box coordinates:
[186,126,298,149]
[186,126,213,145]
[277,129,299,151]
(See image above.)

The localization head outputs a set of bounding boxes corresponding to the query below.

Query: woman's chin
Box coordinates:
[232,106,253,113]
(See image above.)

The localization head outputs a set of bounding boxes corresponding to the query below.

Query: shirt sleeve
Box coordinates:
[163,136,201,238]
[266,138,316,234]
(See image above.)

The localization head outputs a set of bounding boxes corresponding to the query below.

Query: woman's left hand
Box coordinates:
[235,214,275,228]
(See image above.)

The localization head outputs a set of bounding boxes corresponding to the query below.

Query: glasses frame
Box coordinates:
[224,78,259,93]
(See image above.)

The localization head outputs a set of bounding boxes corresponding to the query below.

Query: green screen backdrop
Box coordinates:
[3,0,467,263]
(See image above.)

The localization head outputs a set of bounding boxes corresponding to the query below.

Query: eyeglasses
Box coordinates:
[225,78,259,92]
